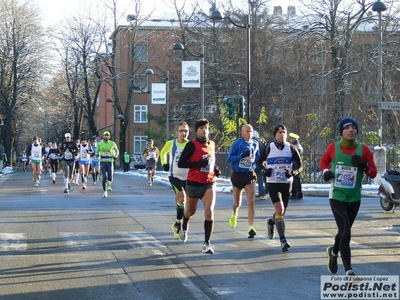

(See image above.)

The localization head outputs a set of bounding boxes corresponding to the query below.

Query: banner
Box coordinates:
[182,61,200,88]
[151,83,166,104]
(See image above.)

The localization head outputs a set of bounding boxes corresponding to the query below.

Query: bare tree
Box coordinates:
[50,11,110,139]
[0,0,46,164]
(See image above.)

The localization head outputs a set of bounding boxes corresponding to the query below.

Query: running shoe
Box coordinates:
[179,229,188,243]
[171,223,181,239]
[281,238,291,252]
[229,214,237,228]
[68,182,71,190]
[34,183,38,187]
[148,181,152,187]
[346,270,356,276]
[107,180,112,191]
[53,180,56,184]
[64,188,69,194]
[267,218,275,239]
[202,243,215,254]
[326,246,338,274]
[259,194,269,200]
[82,184,86,190]
[103,191,108,198]
[248,226,256,238]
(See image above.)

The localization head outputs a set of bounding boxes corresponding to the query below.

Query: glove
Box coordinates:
[163,164,170,172]
[323,170,333,181]
[214,166,221,177]
[285,170,293,178]
[351,154,367,169]
[241,150,251,158]
[199,157,209,167]
[264,168,273,177]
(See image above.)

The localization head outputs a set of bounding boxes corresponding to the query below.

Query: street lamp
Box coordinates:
[210,8,251,123]
[172,42,205,118]
[106,98,116,139]
[145,69,170,141]
[372,0,386,146]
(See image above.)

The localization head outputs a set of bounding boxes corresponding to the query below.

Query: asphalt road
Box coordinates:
[0,169,399,300]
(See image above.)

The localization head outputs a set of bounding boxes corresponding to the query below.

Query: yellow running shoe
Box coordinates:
[171,222,181,239]
[229,214,237,228]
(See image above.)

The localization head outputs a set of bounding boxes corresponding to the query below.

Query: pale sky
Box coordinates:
[36,0,301,27]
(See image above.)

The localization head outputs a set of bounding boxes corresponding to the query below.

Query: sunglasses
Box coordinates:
[178,129,188,133]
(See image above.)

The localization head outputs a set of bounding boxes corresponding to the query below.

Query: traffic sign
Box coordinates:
[380,102,400,110]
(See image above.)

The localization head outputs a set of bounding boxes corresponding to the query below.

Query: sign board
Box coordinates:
[380,102,400,110]
[151,83,166,104]
[181,61,200,88]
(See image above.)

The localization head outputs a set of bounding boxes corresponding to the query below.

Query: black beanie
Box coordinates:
[339,118,358,136]
[195,118,209,131]
[273,124,287,137]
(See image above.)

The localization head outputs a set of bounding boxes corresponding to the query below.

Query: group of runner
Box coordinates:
[24,131,118,197]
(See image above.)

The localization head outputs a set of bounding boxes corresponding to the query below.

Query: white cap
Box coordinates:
[65,133,71,138]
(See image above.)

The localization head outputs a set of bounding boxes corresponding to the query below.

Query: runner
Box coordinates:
[160,121,190,239]
[72,139,80,185]
[20,150,29,171]
[257,124,303,252]
[90,139,100,184]
[95,131,119,197]
[143,139,159,186]
[60,133,79,193]
[26,136,45,186]
[177,118,221,254]
[79,136,93,190]
[44,142,52,175]
[47,142,61,184]
[227,124,260,238]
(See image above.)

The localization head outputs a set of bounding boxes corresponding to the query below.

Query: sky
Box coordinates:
[36,0,301,27]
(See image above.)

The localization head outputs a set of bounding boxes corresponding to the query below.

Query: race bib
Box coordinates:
[334,165,357,188]
[65,150,72,160]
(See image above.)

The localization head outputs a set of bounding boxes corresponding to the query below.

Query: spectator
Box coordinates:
[253,130,268,200]
[289,133,304,199]
[123,152,131,172]
[0,142,4,173]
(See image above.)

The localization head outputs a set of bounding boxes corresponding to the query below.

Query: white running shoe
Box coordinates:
[103,191,108,198]
[202,243,215,254]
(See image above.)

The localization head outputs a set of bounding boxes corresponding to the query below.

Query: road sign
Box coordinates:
[380,102,400,110]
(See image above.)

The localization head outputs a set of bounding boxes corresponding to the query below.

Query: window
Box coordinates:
[134,136,148,154]
[134,105,147,123]
[133,74,148,93]
[134,43,148,62]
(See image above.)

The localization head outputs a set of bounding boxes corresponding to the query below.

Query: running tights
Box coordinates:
[329,198,360,272]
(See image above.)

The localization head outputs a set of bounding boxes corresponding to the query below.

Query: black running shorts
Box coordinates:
[230,170,257,190]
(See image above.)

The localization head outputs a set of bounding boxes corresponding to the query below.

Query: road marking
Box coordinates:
[60,232,93,248]
[119,231,166,249]
[0,233,27,251]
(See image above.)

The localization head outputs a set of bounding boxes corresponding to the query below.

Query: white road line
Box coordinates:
[0,233,27,251]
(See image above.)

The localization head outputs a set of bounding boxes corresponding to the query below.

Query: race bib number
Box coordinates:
[334,165,357,188]
[239,156,253,169]
[65,150,72,160]
[200,154,214,172]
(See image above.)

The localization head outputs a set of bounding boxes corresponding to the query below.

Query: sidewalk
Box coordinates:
[117,169,380,198]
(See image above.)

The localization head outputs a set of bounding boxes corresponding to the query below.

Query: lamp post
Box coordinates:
[106,98,116,139]
[372,0,386,147]
[145,69,170,141]
[210,8,251,124]
[172,43,205,118]
[372,0,387,177]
